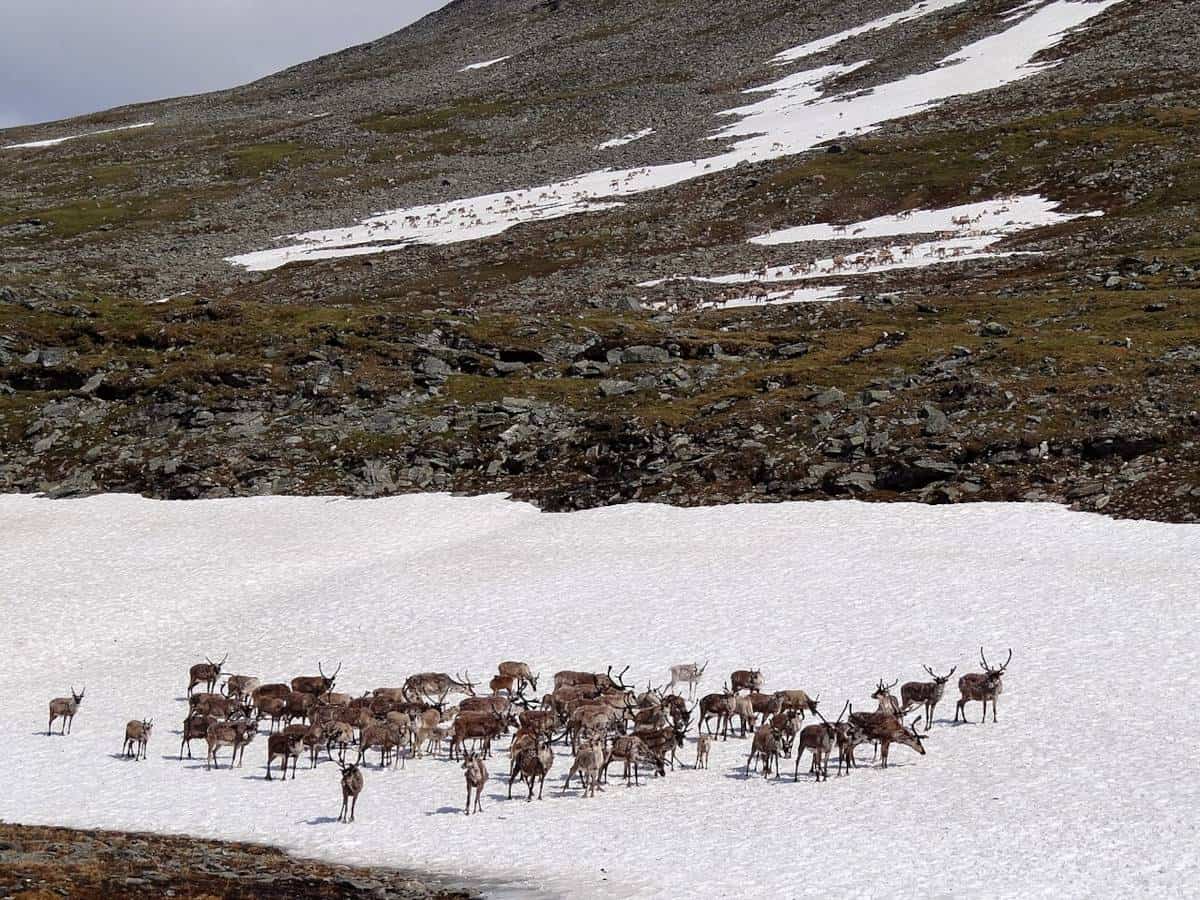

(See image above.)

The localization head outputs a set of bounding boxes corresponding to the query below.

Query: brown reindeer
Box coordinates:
[358,722,404,769]
[187,655,227,696]
[222,674,259,702]
[47,687,84,736]
[179,713,215,760]
[509,734,554,801]
[463,751,489,815]
[122,719,152,760]
[601,735,664,786]
[698,686,736,739]
[266,731,304,780]
[450,711,509,760]
[848,711,927,768]
[338,763,364,823]
[206,717,259,770]
[489,674,516,696]
[793,722,835,781]
[694,734,713,770]
[902,665,957,729]
[498,661,539,694]
[553,666,630,692]
[872,679,902,716]
[730,669,764,694]
[955,648,1011,723]
[746,722,783,778]
[291,661,341,697]
[774,690,820,720]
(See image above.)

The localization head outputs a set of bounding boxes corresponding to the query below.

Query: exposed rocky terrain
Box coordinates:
[2,0,1198,521]
[0,823,476,899]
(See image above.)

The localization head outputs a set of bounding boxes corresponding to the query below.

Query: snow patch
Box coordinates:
[3,121,155,150]
[459,55,510,71]
[1,493,1198,898]
[597,128,655,150]
[771,0,968,64]
[226,1,1124,271]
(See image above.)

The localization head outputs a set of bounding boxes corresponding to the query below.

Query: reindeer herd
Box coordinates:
[43,648,1012,819]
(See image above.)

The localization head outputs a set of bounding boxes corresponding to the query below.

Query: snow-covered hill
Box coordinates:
[2,493,1196,897]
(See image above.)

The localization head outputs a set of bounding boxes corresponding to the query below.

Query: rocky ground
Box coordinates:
[0,823,476,899]
[1,0,1199,521]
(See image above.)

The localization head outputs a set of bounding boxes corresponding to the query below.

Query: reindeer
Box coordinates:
[321,720,355,765]
[450,710,509,760]
[794,722,836,781]
[553,666,631,692]
[498,661,538,694]
[489,674,515,696]
[730,694,759,738]
[636,722,686,770]
[662,694,695,733]
[463,751,489,815]
[562,737,605,797]
[667,661,708,698]
[698,686,737,739]
[774,690,820,720]
[358,722,404,769]
[266,731,304,780]
[179,713,215,760]
[955,648,1011,723]
[509,734,554,801]
[206,717,259,770]
[769,710,800,758]
[601,735,664,786]
[730,669,763,694]
[694,734,713,770]
[290,661,340,697]
[222,674,259,703]
[872,679,902,716]
[849,711,927,768]
[189,692,248,721]
[256,696,288,733]
[122,719,152,760]
[404,672,476,703]
[748,691,782,722]
[746,722,783,778]
[47,687,84,736]
[252,682,291,706]
[337,763,364,823]
[187,655,227,696]
[902,665,957,729]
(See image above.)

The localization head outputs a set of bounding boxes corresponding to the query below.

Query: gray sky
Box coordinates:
[0,1,447,129]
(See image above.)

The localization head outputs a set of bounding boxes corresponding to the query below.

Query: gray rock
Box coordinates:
[621,345,670,365]
[815,388,845,407]
[981,321,1010,336]
[921,403,949,436]
[598,379,636,397]
[418,356,453,377]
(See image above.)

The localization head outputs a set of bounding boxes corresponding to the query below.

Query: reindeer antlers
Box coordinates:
[980,647,1012,673]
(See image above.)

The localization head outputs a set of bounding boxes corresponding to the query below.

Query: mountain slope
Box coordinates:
[2,0,1198,520]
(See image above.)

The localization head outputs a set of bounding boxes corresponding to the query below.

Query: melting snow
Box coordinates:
[459,55,511,72]
[2,492,1198,898]
[639,195,1099,296]
[771,0,968,64]
[226,0,1123,271]
[2,121,154,150]
[597,128,655,150]
[749,194,1098,245]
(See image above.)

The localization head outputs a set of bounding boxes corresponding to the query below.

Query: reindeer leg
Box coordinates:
[992,697,998,723]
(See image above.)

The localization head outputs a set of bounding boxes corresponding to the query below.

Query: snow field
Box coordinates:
[226,0,1124,271]
[2,492,1198,898]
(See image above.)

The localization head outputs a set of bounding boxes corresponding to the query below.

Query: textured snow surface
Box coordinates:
[226,0,1123,271]
[3,121,154,150]
[750,194,1099,245]
[597,128,655,150]
[771,0,968,64]
[639,195,1099,294]
[459,56,511,72]
[2,493,1198,898]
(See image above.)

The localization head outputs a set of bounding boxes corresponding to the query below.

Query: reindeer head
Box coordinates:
[206,653,228,675]
[318,660,342,693]
[981,647,1012,686]
[872,678,899,700]
[923,665,957,686]
[528,671,539,692]
[141,718,153,735]
[897,716,928,756]
[697,659,709,677]
[71,686,85,705]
